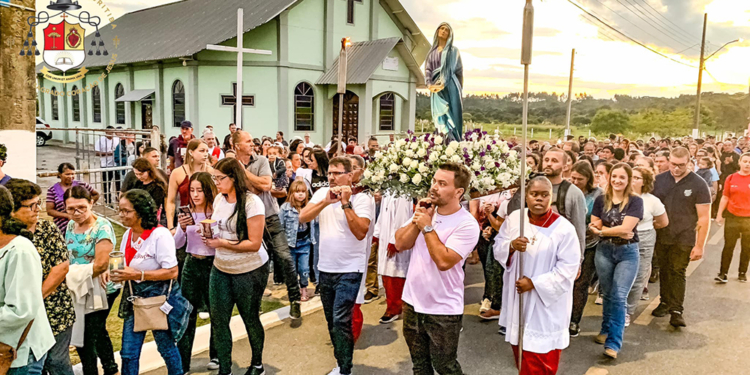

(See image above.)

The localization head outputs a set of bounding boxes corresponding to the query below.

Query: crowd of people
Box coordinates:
[0,125,749,375]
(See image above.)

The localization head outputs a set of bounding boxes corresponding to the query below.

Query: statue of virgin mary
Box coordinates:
[425,23,464,142]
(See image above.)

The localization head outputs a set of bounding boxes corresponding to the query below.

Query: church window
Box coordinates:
[115,83,125,124]
[379,93,395,131]
[72,86,80,122]
[294,82,315,131]
[346,0,362,25]
[51,87,59,121]
[173,80,186,127]
[92,86,102,123]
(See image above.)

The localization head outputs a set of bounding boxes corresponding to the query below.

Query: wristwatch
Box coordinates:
[341,202,353,210]
[422,225,434,234]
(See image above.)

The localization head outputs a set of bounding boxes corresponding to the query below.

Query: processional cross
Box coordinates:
[206,8,272,128]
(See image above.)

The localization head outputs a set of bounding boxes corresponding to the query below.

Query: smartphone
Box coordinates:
[178,205,194,225]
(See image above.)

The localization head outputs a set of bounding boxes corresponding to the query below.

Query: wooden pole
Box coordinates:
[692,13,707,139]
[565,49,575,138]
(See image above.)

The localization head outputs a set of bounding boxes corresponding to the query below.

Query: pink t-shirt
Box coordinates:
[401,208,480,315]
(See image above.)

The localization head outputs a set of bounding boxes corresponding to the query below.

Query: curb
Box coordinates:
[72,297,324,375]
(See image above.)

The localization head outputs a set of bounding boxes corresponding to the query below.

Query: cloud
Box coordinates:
[463,47,563,59]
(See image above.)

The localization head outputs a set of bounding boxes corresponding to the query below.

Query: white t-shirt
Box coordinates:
[304,142,316,148]
[311,187,375,273]
[95,136,118,167]
[120,227,178,278]
[401,207,480,315]
[637,192,666,232]
[212,192,269,274]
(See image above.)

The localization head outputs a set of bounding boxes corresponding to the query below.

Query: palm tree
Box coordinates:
[48,32,61,49]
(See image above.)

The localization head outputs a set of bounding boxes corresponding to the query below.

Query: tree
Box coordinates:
[590,109,630,134]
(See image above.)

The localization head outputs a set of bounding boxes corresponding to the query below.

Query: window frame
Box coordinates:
[172,80,186,127]
[71,85,81,122]
[378,93,396,131]
[115,83,125,125]
[51,87,59,121]
[294,82,315,132]
[92,85,102,123]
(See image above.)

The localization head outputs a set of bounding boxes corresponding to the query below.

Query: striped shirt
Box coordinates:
[46,181,95,235]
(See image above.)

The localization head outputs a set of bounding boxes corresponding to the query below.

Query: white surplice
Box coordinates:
[493,209,581,354]
[374,194,414,278]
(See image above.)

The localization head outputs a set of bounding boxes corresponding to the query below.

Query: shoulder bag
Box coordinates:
[127,280,172,332]
[0,320,34,375]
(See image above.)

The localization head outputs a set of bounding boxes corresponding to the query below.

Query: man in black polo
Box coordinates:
[652,147,711,327]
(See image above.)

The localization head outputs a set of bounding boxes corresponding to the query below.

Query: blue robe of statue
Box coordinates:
[425,23,464,142]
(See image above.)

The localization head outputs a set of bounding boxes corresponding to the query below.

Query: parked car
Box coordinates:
[36,117,52,146]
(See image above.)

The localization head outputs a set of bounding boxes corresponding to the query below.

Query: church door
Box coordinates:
[141,100,153,129]
[332,91,359,141]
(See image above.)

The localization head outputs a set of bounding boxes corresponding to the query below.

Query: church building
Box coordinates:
[36,0,430,144]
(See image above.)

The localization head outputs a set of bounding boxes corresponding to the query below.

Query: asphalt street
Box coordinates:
[142,223,748,375]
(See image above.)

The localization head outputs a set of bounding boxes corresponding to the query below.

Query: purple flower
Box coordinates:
[480,151,486,157]
[481,166,486,171]
[475,171,481,176]
[495,162,500,168]
[464,153,470,159]
[487,145,492,151]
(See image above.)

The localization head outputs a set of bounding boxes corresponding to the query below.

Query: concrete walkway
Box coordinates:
[145,225,749,375]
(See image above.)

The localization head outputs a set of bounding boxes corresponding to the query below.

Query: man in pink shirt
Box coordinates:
[395,163,480,374]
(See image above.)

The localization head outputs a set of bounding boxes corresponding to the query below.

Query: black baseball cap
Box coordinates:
[181,121,193,129]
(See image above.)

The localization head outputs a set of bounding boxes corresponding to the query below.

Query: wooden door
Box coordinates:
[141,100,153,129]
[332,91,359,141]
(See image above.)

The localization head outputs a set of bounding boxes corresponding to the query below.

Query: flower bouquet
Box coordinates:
[360,129,525,200]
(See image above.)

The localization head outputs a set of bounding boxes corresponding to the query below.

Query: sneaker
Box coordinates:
[290,301,301,320]
[273,281,284,286]
[594,333,607,345]
[595,295,603,305]
[379,314,400,324]
[715,273,728,284]
[624,314,631,327]
[327,367,341,375]
[588,280,599,295]
[641,287,650,301]
[498,326,506,335]
[479,308,500,320]
[314,285,321,296]
[740,273,748,283]
[300,288,310,302]
[479,298,491,313]
[363,291,379,304]
[569,322,580,337]
[670,312,686,327]
[244,365,265,375]
[207,359,220,370]
[652,303,669,317]
[649,270,659,284]
[199,312,211,320]
[604,348,618,359]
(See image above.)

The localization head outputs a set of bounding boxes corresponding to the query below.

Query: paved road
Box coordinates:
[143,223,749,375]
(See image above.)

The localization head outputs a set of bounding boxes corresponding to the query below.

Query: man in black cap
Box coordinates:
[168,120,196,171]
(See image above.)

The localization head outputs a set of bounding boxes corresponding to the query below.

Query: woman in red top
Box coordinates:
[715,152,750,283]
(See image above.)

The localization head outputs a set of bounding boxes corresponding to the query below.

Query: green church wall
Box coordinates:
[195,20,278,63]
[288,0,325,67]
[333,0,371,46]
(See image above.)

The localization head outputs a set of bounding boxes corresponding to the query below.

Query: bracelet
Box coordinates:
[140,270,145,282]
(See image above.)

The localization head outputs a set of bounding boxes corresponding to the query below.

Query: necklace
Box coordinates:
[528,213,554,245]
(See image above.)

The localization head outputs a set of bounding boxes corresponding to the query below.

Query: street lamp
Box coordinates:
[337,37,351,156]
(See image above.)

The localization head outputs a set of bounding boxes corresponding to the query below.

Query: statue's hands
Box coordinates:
[428,84,444,93]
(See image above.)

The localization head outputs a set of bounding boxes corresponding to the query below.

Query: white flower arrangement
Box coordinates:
[360,129,525,200]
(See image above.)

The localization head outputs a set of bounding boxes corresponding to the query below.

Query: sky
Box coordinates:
[36,0,750,99]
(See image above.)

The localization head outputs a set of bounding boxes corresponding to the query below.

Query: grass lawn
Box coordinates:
[69,223,287,365]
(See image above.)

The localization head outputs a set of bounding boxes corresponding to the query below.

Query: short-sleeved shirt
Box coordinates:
[592,195,644,243]
[119,227,178,274]
[311,187,375,273]
[33,220,75,336]
[47,181,95,234]
[401,208,480,315]
[637,193,666,232]
[0,174,10,186]
[652,171,712,246]
[245,154,279,217]
[212,192,269,274]
[95,136,118,167]
[66,216,118,293]
[722,173,750,217]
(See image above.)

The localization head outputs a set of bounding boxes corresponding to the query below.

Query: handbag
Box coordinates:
[128,280,172,332]
[0,320,34,375]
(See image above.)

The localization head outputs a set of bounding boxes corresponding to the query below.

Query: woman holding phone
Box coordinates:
[175,172,220,372]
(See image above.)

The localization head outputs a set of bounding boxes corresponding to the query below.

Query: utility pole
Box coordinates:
[0,0,37,181]
[564,48,575,139]
[693,13,707,139]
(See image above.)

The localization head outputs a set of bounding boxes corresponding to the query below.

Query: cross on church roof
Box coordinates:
[346,0,362,24]
[221,83,254,125]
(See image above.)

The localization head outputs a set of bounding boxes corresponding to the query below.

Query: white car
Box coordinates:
[36,117,52,146]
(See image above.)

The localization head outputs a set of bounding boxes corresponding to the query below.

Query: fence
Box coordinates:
[37,127,163,226]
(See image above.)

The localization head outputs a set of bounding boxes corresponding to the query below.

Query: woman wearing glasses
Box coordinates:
[45,162,100,235]
[205,158,269,375]
[5,179,75,375]
[63,186,120,375]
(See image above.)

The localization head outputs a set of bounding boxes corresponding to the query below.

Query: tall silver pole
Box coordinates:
[518,0,534,372]
[565,49,575,138]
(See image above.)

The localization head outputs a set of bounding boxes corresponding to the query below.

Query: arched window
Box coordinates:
[294,82,314,131]
[379,93,395,131]
[92,85,102,123]
[51,87,59,121]
[71,85,80,122]
[172,80,185,127]
[115,83,125,124]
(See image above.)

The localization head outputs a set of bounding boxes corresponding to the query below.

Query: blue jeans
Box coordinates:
[121,316,183,375]
[319,272,362,375]
[290,240,311,288]
[9,352,46,375]
[595,241,640,352]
